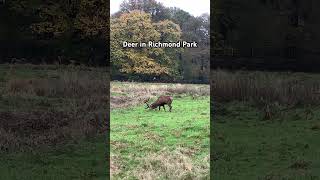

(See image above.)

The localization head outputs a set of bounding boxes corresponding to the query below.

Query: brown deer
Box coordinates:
[144,96,173,112]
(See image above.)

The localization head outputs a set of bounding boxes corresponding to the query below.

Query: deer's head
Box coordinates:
[144,98,150,109]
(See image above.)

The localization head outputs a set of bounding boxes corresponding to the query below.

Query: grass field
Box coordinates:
[110,82,210,179]
[0,136,106,180]
[0,64,108,179]
[212,70,320,180]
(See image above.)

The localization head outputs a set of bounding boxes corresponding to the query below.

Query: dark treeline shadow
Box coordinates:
[212,0,320,179]
[0,1,109,179]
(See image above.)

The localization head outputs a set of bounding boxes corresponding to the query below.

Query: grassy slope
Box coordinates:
[212,102,320,180]
[111,96,210,179]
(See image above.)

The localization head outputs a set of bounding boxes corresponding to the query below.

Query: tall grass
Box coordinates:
[212,70,320,106]
[111,82,209,109]
[0,65,108,152]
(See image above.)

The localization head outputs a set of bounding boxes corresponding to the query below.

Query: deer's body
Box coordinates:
[145,96,173,112]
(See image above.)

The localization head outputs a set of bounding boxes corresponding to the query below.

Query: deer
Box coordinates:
[144,96,173,112]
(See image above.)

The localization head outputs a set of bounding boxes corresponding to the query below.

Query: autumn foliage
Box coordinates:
[111,10,182,77]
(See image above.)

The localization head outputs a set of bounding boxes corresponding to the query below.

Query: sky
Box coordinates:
[110,0,210,17]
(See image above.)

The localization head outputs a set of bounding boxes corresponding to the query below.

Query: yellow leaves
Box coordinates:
[30,4,69,36]
[112,10,160,43]
[74,15,108,37]
[18,0,108,38]
[74,0,108,38]
[111,10,182,76]
[30,20,68,36]
[154,20,182,41]
[119,51,169,75]
[26,4,69,36]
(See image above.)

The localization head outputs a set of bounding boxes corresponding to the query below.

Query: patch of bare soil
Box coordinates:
[0,110,106,152]
[289,160,310,170]
[0,68,108,152]
[311,123,320,130]
[110,95,153,109]
[110,155,121,177]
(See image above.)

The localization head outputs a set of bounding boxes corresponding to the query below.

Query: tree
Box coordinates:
[110,10,181,77]
[6,0,108,65]
[74,0,109,38]
[119,0,170,21]
[6,0,109,40]
[167,7,192,30]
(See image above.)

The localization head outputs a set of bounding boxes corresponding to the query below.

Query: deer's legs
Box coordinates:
[168,104,172,112]
[158,106,161,111]
[163,105,166,111]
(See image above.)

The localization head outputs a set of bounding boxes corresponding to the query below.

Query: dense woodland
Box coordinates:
[0,0,210,83]
[111,0,210,83]
[213,0,320,72]
[0,0,108,65]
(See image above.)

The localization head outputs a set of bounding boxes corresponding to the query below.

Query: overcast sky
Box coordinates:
[110,0,210,17]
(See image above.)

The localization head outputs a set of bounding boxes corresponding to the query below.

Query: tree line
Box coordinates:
[111,0,210,83]
[0,0,108,66]
[212,0,320,72]
[0,0,210,83]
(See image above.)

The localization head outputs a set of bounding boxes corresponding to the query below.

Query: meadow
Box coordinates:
[110,82,210,179]
[0,64,108,179]
[212,70,320,180]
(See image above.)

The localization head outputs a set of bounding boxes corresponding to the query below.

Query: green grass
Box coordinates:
[0,136,107,180]
[111,96,210,179]
[212,102,320,180]
[0,64,107,179]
